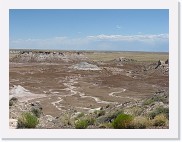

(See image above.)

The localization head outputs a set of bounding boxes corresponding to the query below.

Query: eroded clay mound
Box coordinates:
[70,62,101,70]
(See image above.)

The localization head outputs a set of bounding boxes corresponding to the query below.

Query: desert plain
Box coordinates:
[9,50,169,129]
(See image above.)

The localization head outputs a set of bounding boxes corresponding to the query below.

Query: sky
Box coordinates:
[9,9,169,52]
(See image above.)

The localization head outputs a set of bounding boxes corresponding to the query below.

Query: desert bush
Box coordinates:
[9,97,18,106]
[152,114,168,126]
[98,123,113,129]
[143,98,155,105]
[17,112,39,128]
[85,116,95,125]
[76,112,84,118]
[95,110,106,117]
[112,113,133,129]
[59,113,73,126]
[97,109,123,124]
[131,116,150,129]
[143,94,168,106]
[124,106,143,116]
[148,106,169,119]
[75,119,89,129]
[31,108,42,118]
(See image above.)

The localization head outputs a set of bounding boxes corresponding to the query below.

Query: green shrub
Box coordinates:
[17,112,39,128]
[152,114,168,126]
[31,108,42,118]
[75,119,89,129]
[148,106,169,119]
[112,113,133,129]
[86,116,95,125]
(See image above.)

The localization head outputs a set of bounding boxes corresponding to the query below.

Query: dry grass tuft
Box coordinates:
[131,116,151,129]
[152,113,168,127]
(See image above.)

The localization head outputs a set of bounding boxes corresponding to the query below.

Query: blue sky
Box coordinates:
[9,9,169,52]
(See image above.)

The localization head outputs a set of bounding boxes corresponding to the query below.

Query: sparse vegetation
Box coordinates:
[96,109,123,124]
[95,110,106,117]
[86,52,168,62]
[124,106,143,116]
[85,116,95,125]
[148,106,169,119]
[76,112,84,118]
[59,113,73,126]
[75,119,89,129]
[152,114,168,126]
[131,116,150,129]
[99,123,113,129]
[112,113,133,129]
[31,108,42,118]
[17,112,39,128]
[143,94,168,106]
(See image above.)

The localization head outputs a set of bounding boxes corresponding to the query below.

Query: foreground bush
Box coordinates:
[148,106,169,119]
[124,106,143,116]
[98,123,113,129]
[85,116,95,125]
[131,116,150,129]
[17,112,39,128]
[94,110,106,117]
[31,108,42,118]
[59,113,73,126]
[75,119,89,129]
[112,113,133,129]
[76,112,84,118]
[152,114,168,127]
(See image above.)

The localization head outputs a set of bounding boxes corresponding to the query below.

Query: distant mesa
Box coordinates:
[9,50,87,63]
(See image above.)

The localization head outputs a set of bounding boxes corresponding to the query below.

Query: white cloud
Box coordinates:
[10,34,169,52]
[87,34,168,42]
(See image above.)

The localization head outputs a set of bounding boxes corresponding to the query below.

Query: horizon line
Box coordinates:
[9,48,169,53]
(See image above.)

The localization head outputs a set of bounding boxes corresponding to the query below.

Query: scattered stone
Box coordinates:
[9,119,18,129]
[165,59,169,64]
[115,57,137,62]
[155,60,168,69]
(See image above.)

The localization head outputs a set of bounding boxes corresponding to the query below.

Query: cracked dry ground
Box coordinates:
[9,60,168,118]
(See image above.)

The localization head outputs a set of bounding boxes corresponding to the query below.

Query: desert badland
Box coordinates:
[9,50,169,129]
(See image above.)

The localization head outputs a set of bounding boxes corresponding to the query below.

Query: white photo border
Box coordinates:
[0,0,179,139]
